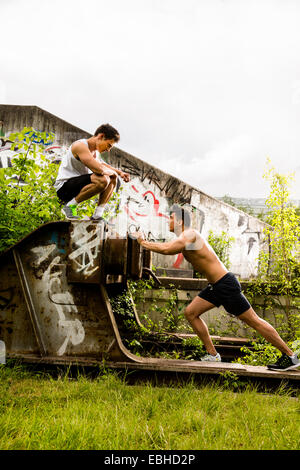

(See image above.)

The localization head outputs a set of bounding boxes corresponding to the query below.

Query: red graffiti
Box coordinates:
[124,205,136,221]
[46,146,61,151]
[173,253,184,269]
[125,185,170,221]
[126,184,184,269]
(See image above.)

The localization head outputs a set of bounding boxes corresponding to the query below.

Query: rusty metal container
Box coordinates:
[1,221,299,385]
[0,221,147,362]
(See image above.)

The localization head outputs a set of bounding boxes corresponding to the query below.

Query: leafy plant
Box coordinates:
[218,371,248,391]
[208,230,235,269]
[254,160,300,341]
[236,338,281,367]
[181,336,205,360]
[0,127,62,252]
[260,159,300,283]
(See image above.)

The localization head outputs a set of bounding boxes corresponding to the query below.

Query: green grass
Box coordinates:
[0,363,299,450]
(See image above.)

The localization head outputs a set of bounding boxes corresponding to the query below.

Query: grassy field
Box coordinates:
[0,363,299,450]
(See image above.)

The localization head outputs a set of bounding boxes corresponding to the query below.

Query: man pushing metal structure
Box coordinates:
[134,204,299,372]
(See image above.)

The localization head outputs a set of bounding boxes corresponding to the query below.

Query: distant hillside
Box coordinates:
[217,196,300,218]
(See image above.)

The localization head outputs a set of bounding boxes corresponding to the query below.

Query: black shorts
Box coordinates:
[198,272,251,316]
[56,174,92,204]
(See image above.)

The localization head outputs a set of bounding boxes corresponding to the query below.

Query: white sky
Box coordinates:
[1,0,300,199]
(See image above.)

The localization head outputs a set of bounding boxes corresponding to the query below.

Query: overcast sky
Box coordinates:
[1,0,300,199]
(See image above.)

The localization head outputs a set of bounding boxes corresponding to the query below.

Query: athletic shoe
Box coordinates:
[267,353,300,371]
[201,352,221,362]
[62,204,78,220]
[90,216,105,221]
[90,216,115,226]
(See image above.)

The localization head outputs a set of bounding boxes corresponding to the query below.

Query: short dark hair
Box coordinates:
[94,123,120,142]
[169,204,191,227]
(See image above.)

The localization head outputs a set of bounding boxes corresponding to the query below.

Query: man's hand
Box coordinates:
[130,231,145,244]
[103,168,117,177]
[129,232,187,255]
[119,171,130,182]
[94,167,114,177]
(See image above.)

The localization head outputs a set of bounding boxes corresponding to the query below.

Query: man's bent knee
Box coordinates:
[109,172,117,186]
[184,306,198,323]
[184,297,214,323]
[91,174,110,191]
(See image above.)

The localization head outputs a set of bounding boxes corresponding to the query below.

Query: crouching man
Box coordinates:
[54,123,130,220]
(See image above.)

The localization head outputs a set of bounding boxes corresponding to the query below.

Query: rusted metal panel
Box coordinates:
[103,237,128,276]
[142,248,152,270]
[13,248,47,356]
[0,252,40,355]
[105,360,300,382]
[0,222,126,360]
[127,237,143,280]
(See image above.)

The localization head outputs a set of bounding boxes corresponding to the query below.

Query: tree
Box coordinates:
[257,159,300,339]
[207,230,235,270]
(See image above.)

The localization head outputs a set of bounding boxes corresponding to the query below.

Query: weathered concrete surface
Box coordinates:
[106,146,267,278]
[135,284,300,338]
[0,104,91,146]
[0,104,268,278]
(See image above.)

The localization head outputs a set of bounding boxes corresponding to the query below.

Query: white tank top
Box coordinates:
[54,139,93,190]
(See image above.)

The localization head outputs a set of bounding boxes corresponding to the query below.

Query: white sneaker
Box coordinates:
[201,353,221,362]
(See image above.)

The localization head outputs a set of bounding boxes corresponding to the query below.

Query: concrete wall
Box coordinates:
[0,104,268,279]
[135,287,300,338]
[105,147,267,278]
[0,104,91,146]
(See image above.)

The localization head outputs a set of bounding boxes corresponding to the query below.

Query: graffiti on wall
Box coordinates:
[113,150,193,205]
[0,127,65,168]
[0,138,13,168]
[112,177,207,269]
[118,178,170,241]
[31,243,85,356]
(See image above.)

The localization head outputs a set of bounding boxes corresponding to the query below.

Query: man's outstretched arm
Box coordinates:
[136,233,187,255]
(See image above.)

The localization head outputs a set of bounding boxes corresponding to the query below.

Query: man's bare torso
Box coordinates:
[181,229,228,283]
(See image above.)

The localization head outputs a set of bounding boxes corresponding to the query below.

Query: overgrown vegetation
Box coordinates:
[237,161,300,365]
[1,132,300,451]
[0,128,62,252]
[207,230,235,269]
[109,280,207,360]
[0,362,299,450]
